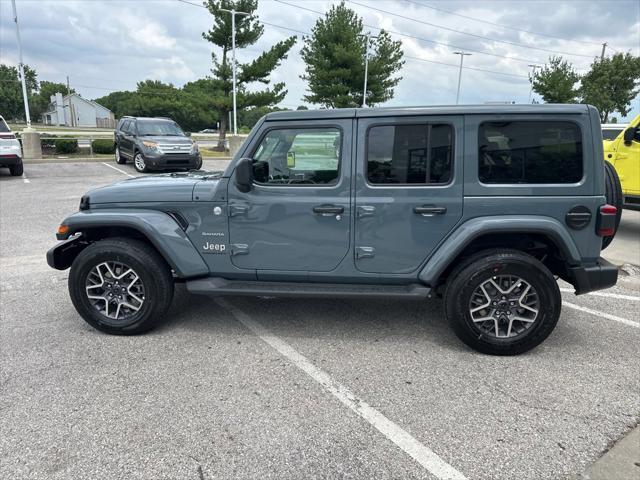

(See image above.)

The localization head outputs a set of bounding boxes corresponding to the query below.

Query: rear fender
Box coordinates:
[418,216,582,286]
[52,209,209,277]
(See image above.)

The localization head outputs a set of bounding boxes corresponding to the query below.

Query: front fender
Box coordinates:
[54,209,209,278]
[418,215,582,286]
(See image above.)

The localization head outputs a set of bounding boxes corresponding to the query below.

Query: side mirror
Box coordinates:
[623,127,635,145]
[235,157,254,193]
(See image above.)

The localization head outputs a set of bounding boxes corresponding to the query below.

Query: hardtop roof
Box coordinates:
[264,104,591,121]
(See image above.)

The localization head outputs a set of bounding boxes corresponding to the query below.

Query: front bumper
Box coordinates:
[143,152,202,170]
[47,234,88,270]
[569,257,618,295]
[622,194,640,211]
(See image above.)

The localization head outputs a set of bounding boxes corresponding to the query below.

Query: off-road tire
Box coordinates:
[602,161,622,249]
[115,146,126,164]
[69,238,174,335]
[9,162,23,176]
[444,249,561,356]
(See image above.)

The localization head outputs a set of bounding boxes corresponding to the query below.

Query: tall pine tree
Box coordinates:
[203,0,296,143]
[300,2,404,108]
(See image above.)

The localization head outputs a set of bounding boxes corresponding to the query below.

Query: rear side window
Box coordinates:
[0,119,9,132]
[367,124,453,185]
[479,121,583,184]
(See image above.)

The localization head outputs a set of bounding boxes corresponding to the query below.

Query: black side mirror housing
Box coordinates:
[623,127,635,145]
[235,158,254,193]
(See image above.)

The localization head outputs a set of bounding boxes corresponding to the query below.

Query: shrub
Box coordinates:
[54,138,79,154]
[41,135,57,150]
[91,139,115,154]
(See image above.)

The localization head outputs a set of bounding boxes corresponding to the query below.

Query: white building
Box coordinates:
[41,93,115,128]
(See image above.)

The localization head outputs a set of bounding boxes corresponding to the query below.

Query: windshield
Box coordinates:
[137,121,184,136]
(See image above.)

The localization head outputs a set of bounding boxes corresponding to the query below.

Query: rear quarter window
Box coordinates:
[478,121,583,184]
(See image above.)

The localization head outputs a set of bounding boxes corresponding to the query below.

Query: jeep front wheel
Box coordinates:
[444,249,561,355]
[68,238,174,335]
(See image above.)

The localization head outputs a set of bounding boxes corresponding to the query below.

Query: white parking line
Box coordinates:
[560,288,640,302]
[101,162,134,178]
[22,173,30,183]
[215,298,468,480]
[563,301,640,328]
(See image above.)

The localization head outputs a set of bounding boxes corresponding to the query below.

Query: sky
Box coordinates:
[0,0,639,121]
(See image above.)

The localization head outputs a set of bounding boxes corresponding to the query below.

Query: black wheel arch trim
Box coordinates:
[49,209,209,278]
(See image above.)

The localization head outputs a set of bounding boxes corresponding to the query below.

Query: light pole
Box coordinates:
[11,0,31,128]
[528,64,540,103]
[360,32,377,108]
[453,51,471,105]
[220,8,249,136]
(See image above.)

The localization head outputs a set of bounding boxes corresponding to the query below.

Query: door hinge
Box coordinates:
[230,244,249,256]
[229,204,248,217]
[355,246,375,259]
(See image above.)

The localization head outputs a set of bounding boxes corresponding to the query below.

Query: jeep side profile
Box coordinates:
[48,105,620,355]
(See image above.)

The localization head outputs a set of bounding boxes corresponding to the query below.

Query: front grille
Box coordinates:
[159,143,191,154]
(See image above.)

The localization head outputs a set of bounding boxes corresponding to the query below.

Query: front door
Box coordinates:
[227,120,352,273]
[354,116,464,274]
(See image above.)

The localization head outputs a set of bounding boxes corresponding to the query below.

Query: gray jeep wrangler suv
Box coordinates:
[114,116,202,173]
[48,104,621,355]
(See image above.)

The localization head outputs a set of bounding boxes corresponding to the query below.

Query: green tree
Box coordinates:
[30,81,75,120]
[0,64,38,122]
[300,2,404,108]
[203,0,296,144]
[530,56,580,104]
[580,52,640,122]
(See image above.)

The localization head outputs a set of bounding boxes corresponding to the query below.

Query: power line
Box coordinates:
[347,0,596,59]
[402,0,606,47]
[274,0,545,65]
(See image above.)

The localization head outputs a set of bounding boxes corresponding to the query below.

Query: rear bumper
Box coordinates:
[0,154,22,166]
[569,257,618,295]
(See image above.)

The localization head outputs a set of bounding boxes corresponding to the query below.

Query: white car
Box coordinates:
[0,115,24,176]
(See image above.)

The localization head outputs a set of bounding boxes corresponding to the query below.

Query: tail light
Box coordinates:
[596,204,617,237]
[0,133,16,139]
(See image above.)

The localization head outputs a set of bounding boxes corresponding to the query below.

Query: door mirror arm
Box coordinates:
[235,157,254,193]
[623,127,635,145]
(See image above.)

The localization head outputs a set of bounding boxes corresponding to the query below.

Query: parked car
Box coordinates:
[198,128,217,134]
[601,123,627,141]
[603,115,640,210]
[0,115,24,176]
[114,116,202,173]
[48,104,621,355]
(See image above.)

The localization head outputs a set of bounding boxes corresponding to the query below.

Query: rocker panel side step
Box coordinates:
[186,277,431,299]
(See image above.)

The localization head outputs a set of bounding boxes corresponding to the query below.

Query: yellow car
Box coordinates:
[604,115,640,210]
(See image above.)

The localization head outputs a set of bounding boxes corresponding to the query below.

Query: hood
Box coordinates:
[88,171,222,204]
[140,135,193,145]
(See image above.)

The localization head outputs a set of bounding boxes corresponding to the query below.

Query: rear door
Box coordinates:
[354,115,464,274]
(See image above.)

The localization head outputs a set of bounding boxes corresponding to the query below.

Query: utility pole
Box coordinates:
[360,32,377,108]
[11,0,31,128]
[453,51,471,105]
[600,42,607,61]
[527,64,540,103]
[66,75,71,96]
[220,8,249,136]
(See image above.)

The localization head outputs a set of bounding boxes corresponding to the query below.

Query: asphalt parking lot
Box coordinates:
[1,161,639,480]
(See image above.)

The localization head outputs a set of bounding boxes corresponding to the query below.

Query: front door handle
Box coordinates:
[313,205,344,216]
[414,205,447,216]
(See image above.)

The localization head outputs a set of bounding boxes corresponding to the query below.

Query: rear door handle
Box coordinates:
[313,205,344,216]
[414,205,447,216]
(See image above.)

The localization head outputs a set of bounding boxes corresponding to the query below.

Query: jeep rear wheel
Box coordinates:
[444,249,561,355]
[68,238,174,335]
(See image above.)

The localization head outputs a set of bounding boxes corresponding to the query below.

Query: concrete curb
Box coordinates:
[574,423,640,480]
[23,157,231,164]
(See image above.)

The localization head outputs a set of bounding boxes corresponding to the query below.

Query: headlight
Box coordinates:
[190,142,199,155]
[142,140,161,153]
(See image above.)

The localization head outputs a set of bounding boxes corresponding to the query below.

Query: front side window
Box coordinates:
[602,128,623,141]
[252,128,341,185]
[479,121,583,184]
[367,124,453,185]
